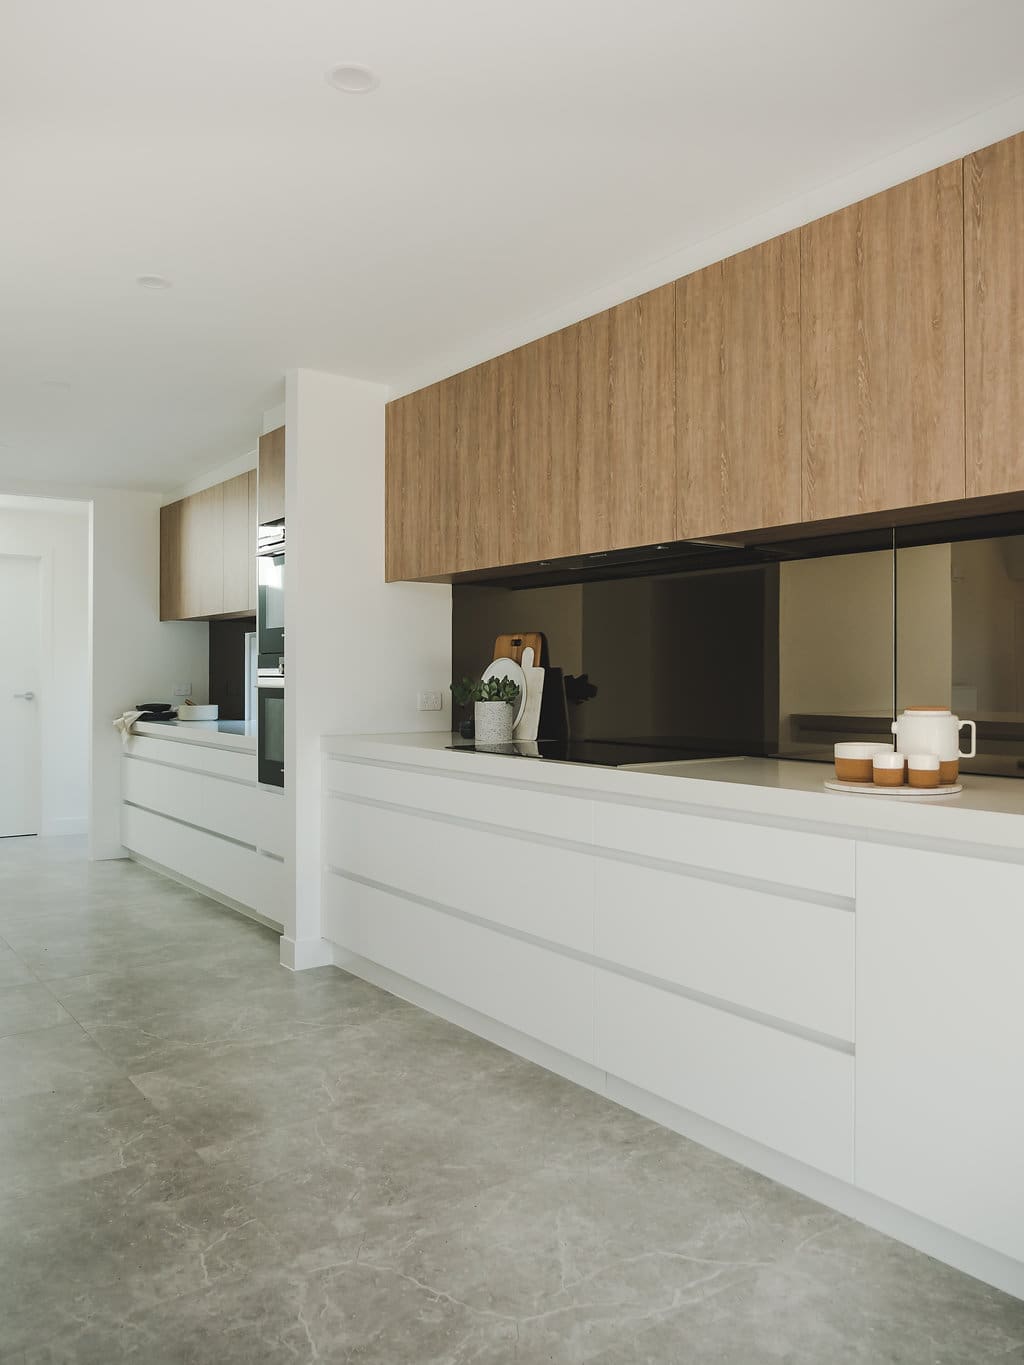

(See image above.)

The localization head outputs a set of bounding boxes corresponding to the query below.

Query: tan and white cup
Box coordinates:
[907,753,941,789]
[873,751,907,787]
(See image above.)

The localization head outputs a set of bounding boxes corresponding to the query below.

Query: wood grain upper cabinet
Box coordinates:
[440,358,508,575]
[258,426,285,524]
[965,132,1024,498]
[801,162,965,522]
[160,472,258,620]
[159,501,184,621]
[577,285,675,553]
[506,326,579,565]
[676,238,801,538]
[385,383,447,581]
[221,472,252,614]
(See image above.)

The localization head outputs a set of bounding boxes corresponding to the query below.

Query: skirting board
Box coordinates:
[330,943,1024,1303]
[128,853,284,934]
[280,936,335,972]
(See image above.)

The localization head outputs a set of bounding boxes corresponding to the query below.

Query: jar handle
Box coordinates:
[959,719,976,759]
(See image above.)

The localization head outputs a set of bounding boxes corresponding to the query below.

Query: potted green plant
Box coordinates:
[451,675,521,744]
[450,677,478,739]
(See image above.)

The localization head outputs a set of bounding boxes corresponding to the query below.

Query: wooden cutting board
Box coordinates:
[493,633,543,666]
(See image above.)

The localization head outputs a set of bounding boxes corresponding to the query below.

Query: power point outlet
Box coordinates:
[417,691,443,712]
[173,683,191,697]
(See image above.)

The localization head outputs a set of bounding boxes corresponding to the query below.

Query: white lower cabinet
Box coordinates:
[122,804,286,925]
[594,860,854,1041]
[322,795,594,953]
[855,844,1024,1262]
[121,745,288,929]
[322,871,595,1061]
[595,969,854,1179]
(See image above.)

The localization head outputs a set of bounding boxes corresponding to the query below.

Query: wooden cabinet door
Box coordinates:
[440,358,510,574]
[159,500,184,621]
[385,383,448,581]
[801,162,965,521]
[258,426,285,524]
[966,132,1024,497]
[195,484,224,617]
[221,472,251,615]
[506,326,579,566]
[578,285,675,553]
[677,238,800,537]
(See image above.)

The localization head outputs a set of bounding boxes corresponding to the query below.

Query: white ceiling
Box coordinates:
[4,0,1024,493]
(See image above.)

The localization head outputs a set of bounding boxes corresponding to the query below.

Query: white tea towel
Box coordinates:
[113,711,143,746]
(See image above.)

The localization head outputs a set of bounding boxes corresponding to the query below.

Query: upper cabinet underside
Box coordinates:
[386,133,1024,582]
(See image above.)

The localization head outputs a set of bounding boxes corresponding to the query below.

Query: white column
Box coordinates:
[282,369,452,969]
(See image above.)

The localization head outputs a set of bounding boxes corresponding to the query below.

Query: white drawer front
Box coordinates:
[323,757,592,843]
[595,862,854,1041]
[124,758,286,858]
[323,872,595,1062]
[323,796,594,954]
[121,805,285,926]
[595,970,854,1179]
[200,780,288,857]
[125,734,257,783]
[594,803,854,898]
[122,757,203,826]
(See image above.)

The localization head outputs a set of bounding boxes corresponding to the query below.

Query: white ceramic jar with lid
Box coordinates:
[891,708,975,783]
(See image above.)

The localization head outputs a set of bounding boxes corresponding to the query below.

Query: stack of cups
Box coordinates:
[834,743,944,788]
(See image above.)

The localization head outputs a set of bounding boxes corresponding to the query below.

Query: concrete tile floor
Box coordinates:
[1,837,1022,1364]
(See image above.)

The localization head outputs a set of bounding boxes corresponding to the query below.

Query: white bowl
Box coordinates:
[177,703,219,721]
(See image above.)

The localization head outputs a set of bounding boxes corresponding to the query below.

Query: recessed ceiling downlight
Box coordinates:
[325,63,379,94]
[136,274,172,290]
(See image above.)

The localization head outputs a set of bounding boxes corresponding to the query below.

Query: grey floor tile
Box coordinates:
[0,943,37,987]
[0,982,74,1038]
[0,1020,126,1099]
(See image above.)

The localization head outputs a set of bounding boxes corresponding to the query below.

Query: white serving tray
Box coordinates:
[824,779,962,797]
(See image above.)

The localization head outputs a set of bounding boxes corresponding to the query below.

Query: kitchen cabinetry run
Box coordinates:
[160,472,257,621]
[384,135,1024,582]
[801,161,965,521]
[965,131,1024,498]
[676,237,800,537]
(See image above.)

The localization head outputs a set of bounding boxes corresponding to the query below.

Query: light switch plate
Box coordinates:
[173,683,191,697]
[417,691,443,712]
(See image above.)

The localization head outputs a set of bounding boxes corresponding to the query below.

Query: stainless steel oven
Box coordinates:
[257,520,285,662]
[257,681,284,788]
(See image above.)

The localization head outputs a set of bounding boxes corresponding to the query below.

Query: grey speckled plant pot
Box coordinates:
[474,700,515,745]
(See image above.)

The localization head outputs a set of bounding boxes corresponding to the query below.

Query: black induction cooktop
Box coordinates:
[446,738,734,767]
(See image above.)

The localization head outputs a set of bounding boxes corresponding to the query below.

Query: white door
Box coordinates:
[0,556,41,837]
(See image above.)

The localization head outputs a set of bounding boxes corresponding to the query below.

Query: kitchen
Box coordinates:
[6,8,1024,1359]
[104,125,1024,1307]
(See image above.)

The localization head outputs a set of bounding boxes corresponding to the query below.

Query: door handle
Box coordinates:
[13,692,35,701]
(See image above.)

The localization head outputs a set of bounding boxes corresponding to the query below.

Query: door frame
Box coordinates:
[0,551,46,838]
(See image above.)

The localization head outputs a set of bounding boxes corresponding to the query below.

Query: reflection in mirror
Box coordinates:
[775,549,894,760]
[897,534,1024,777]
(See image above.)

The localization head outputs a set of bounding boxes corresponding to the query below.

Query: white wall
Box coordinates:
[0,479,210,860]
[283,368,452,967]
[0,504,89,835]
[89,489,210,858]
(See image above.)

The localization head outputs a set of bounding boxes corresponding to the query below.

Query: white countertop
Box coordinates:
[321,731,1024,855]
[133,718,258,752]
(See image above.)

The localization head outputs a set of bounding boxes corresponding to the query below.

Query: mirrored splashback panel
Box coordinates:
[452,514,1024,777]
